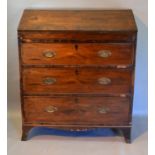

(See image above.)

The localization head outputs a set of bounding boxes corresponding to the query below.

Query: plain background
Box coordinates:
[7,0,148,117]
[7,0,148,154]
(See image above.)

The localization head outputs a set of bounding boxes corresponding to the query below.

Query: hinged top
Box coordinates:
[18,10,137,32]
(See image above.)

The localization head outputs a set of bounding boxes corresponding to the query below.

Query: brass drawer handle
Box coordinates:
[43,51,56,58]
[43,77,56,85]
[98,50,111,58]
[45,106,58,113]
[98,107,109,114]
[98,77,111,85]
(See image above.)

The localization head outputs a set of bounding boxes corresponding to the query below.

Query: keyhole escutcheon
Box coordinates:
[75,44,78,50]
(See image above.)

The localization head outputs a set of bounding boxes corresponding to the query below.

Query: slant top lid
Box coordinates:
[18,10,137,32]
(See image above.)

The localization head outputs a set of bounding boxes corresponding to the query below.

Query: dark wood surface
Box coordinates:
[18,9,137,142]
[23,96,130,125]
[22,67,132,94]
[18,10,137,32]
[21,43,134,66]
[19,31,136,43]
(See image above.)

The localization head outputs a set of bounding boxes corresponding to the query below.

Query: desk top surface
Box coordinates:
[18,10,137,32]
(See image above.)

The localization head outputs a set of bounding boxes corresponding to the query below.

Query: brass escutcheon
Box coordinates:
[45,106,58,113]
[98,107,110,114]
[43,51,56,58]
[98,50,112,58]
[43,77,56,85]
[98,77,111,85]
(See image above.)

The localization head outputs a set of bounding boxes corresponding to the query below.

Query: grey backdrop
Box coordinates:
[8,0,148,116]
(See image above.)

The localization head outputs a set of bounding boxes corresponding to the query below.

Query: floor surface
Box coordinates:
[8,112,147,155]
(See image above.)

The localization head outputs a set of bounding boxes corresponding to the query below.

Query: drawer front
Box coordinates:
[21,43,134,66]
[22,68,132,94]
[23,96,130,125]
[19,31,136,43]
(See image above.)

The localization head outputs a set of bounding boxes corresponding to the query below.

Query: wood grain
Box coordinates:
[22,68,132,94]
[18,10,137,32]
[21,43,134,66]
[19,31,136,43]
[23,96,130,125]
[18,9,137,142]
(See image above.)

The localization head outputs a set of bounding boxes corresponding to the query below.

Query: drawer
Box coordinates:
[19,31,136,43]
[21,43,134,66]
[22,68,132,94]
[23,96,130,125]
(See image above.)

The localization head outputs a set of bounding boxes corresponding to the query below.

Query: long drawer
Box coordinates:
[21,43,134,66]
[22,67,132,95]
[23,96,131,125]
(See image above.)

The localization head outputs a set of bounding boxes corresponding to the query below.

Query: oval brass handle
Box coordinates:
[43,77,56,85]
[45,106,58,113]
[98,107,109,114]
[43,51,56,58]
[98,50,111,58]
[98,77,111,85]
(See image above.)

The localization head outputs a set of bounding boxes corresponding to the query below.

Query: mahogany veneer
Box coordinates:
[18,10,137,143]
